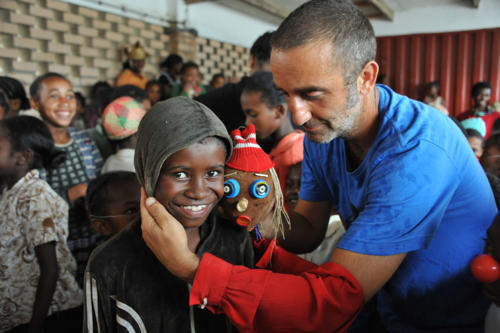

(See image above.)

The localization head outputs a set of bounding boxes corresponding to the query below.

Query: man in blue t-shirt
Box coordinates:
[137,1,496,332]
[269,0,496,331]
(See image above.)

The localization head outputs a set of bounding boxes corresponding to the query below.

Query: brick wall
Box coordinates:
[0,0,249,94]
[196,36,249,82]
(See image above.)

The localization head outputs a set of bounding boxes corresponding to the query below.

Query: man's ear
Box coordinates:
[358,60,379,96]
[91,219,112,236]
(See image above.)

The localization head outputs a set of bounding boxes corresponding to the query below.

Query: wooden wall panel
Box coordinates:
[376,28,500,117]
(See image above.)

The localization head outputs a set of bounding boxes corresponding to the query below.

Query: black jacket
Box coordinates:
[84,213,254,332]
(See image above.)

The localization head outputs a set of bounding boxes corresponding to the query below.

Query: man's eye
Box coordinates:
[66,94,74,100]
[49,94,59,99]
[303,92,322,100]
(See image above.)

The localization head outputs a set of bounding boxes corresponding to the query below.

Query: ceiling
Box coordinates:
[185,0,481,25]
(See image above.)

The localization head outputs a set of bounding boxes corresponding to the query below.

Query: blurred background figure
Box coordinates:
[209,73,226,90]
[115,41,149,90]
[423,81,448,115]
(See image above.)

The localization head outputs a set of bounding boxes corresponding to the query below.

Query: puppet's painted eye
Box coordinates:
[224,179,240,198]
[250,179,269,199]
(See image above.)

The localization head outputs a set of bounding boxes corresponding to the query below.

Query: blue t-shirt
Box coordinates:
[300,85,497,332]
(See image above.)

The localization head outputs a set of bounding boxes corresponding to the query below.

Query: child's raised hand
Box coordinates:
[68,183,87,203]
[140,188,199,282]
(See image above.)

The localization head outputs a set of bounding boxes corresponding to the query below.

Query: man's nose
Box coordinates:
[288,97,311,126]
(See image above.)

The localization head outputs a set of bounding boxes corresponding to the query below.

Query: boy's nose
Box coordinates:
[185,178,210,199]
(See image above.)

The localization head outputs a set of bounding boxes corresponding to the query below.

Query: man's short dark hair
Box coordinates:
[271,0,376,84]
[250,31,273,68]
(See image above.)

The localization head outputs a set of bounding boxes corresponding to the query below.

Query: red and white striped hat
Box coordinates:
[226,124,274,172]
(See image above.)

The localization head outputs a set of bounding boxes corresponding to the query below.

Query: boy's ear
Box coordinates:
[90,219,112,236]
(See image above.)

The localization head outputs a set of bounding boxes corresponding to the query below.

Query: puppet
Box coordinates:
[220,125,290,240]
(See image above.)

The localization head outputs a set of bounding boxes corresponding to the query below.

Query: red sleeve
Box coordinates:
[190,244,364,333]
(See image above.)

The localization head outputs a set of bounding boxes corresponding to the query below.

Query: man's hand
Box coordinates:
[140,188,200,282]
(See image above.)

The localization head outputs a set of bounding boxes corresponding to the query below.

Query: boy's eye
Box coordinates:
[125,207,139,215]
[207,170,220,177]
[66,94,74,100]
[49,94,59,99]
[174,172,188,179]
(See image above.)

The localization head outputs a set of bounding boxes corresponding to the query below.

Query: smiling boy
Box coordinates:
[83,97,253,332]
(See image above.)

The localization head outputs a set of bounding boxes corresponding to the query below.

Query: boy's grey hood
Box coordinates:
[134,96,232,196]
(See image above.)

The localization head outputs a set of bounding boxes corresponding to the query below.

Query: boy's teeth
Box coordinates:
[183,205,207,212]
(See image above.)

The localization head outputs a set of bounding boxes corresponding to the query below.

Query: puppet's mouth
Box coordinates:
[236,215,252,227]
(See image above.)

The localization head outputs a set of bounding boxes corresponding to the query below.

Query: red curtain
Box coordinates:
[376,28,500,117]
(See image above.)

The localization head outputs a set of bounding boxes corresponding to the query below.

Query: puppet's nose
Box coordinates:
[236,198,248,212]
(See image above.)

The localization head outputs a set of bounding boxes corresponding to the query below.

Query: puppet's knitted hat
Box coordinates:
[226,125,274,172]
[102,96,146,140]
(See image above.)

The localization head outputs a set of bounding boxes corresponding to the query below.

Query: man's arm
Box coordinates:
[331,249,406,302]
[140,191,364,332]
[281,199,406,302]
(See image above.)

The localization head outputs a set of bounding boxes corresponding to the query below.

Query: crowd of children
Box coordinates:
[0,24,499,333]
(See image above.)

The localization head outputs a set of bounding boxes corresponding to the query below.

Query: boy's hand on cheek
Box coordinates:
[140,188,199,282]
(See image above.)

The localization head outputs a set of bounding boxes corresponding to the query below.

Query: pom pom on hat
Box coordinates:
[102,96,146,140]
[226,125,274,172]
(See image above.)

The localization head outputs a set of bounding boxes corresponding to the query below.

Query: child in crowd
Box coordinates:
[423,81,448,115]
[71,92,87,130]
[459,81,498,139]
[466,128,485,159]
[285,162,302,210]
[171,62,206,98]
[0,116,82,333]
[471,212,500,332]
[0,76,31,117]
[115,42,149,90]
[29,72,103,286]
[87,84,150,161]
[481,133,500,178]
[146,79,163,106]
[86,171,140,237]
[0,90,9,119]
[101,96,146,173]
[209,73,226,90]
[84,81,111,129]
[241,71,304,210]
[84,97,253,332]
